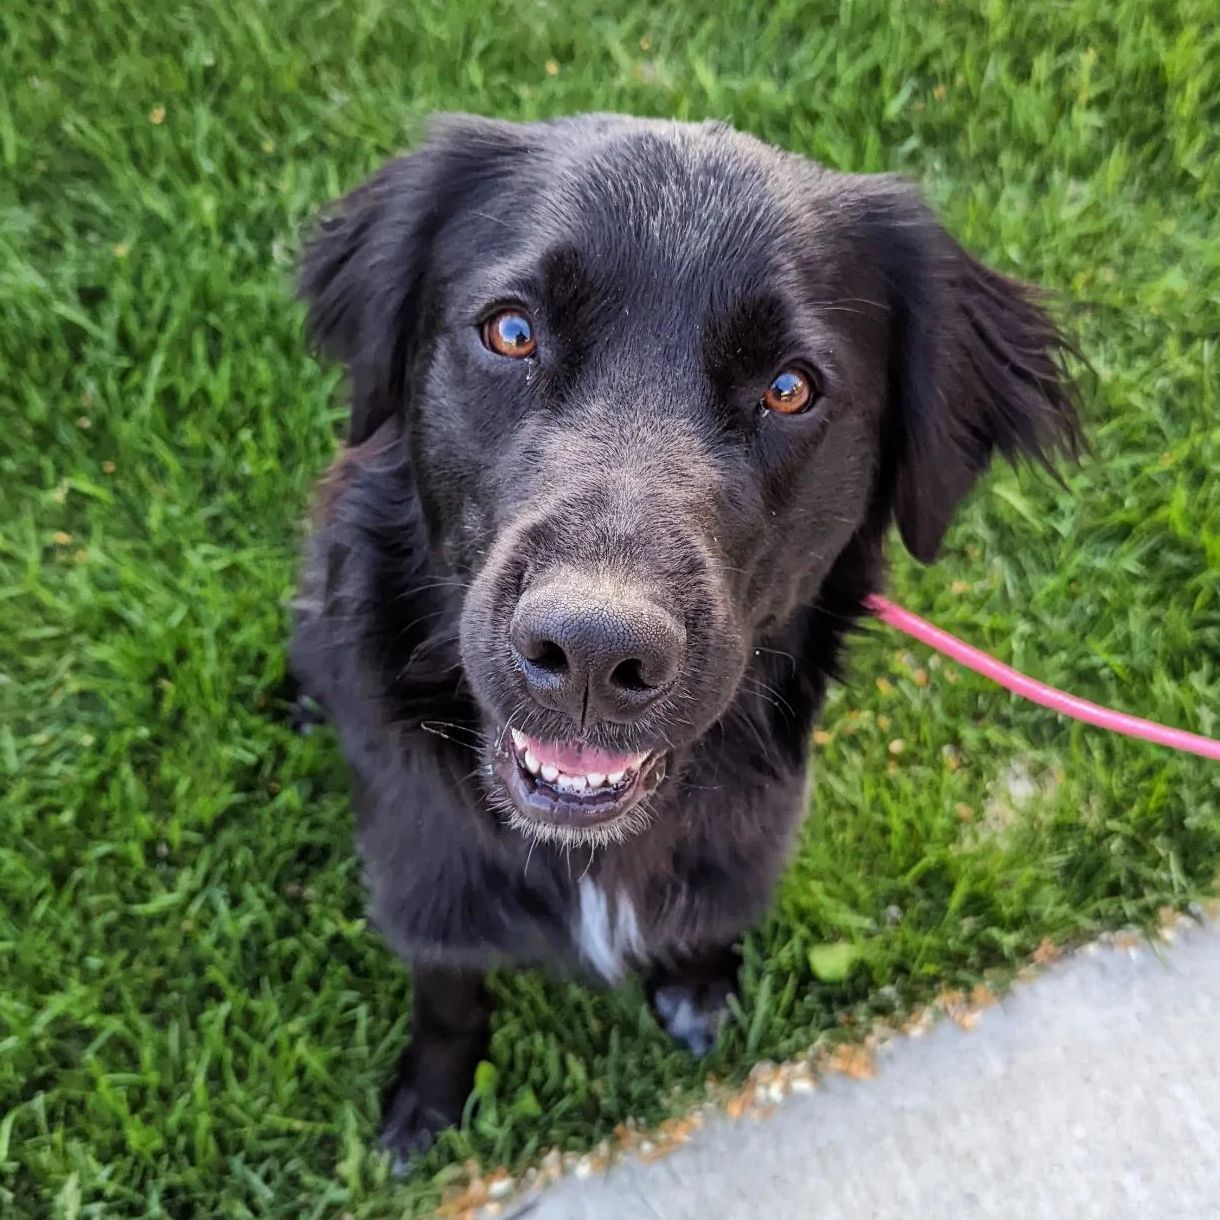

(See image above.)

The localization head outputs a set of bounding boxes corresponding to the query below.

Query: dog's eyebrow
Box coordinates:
[449,245,598,331]
[703,292,796,376]
[700,288,849,405]
[450,263,543,321]
[537,245,604,328]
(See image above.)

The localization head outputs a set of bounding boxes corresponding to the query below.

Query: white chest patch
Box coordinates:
[574,879,644,983]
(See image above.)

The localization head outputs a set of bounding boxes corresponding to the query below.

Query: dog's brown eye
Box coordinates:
[482,309,536,358]
[762,368,816,415]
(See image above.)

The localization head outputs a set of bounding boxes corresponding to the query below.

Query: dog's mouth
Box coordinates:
[492,726,668,844]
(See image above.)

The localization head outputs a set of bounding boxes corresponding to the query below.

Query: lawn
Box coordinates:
[2,0,1218,1214]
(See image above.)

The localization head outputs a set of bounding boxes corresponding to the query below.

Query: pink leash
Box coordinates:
[866,595,1220,763]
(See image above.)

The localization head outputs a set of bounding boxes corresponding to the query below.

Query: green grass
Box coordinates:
[2,0,1219,1214]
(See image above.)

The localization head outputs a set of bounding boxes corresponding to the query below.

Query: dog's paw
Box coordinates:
[651,978,733,1057]
[289,694,327,736]
[378,1080,458,1171]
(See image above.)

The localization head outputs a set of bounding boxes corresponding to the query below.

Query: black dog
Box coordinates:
[291,113,1080,1160]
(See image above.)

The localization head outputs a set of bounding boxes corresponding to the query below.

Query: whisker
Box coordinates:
[753,645,797,676]
[578,843,597,882]
[741,675,795,718]
[419,720,484,747]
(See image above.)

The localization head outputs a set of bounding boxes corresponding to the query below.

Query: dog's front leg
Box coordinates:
[646,942,740,1057]
[379,964,491,1165]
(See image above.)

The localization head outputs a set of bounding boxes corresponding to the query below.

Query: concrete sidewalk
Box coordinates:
[514,920,1220,1220]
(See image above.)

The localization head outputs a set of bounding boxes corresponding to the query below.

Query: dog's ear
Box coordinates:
[300,114,527,445]
[859,181,1083,563]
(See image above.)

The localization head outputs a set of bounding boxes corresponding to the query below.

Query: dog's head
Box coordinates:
[301,114,1079,845]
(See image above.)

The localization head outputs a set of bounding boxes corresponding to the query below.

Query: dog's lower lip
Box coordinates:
[493,726,665,831]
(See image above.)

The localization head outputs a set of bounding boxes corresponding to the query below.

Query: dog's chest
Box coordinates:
[570,878,645,983]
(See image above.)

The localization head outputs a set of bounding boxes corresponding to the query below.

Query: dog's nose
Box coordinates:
[510,582,685,725]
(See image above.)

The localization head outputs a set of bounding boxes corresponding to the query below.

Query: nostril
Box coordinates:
[610,657,653,693]
[523,638,568,676]
[510,583,684,721]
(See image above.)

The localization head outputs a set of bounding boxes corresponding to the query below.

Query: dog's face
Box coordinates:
[302,114,1078,846]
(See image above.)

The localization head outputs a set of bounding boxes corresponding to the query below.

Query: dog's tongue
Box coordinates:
[517,732,646,775]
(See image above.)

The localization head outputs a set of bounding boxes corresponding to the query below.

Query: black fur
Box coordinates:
[291,113,1080,1160]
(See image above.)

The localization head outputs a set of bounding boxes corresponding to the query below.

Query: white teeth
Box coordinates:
[522,744,639,793]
